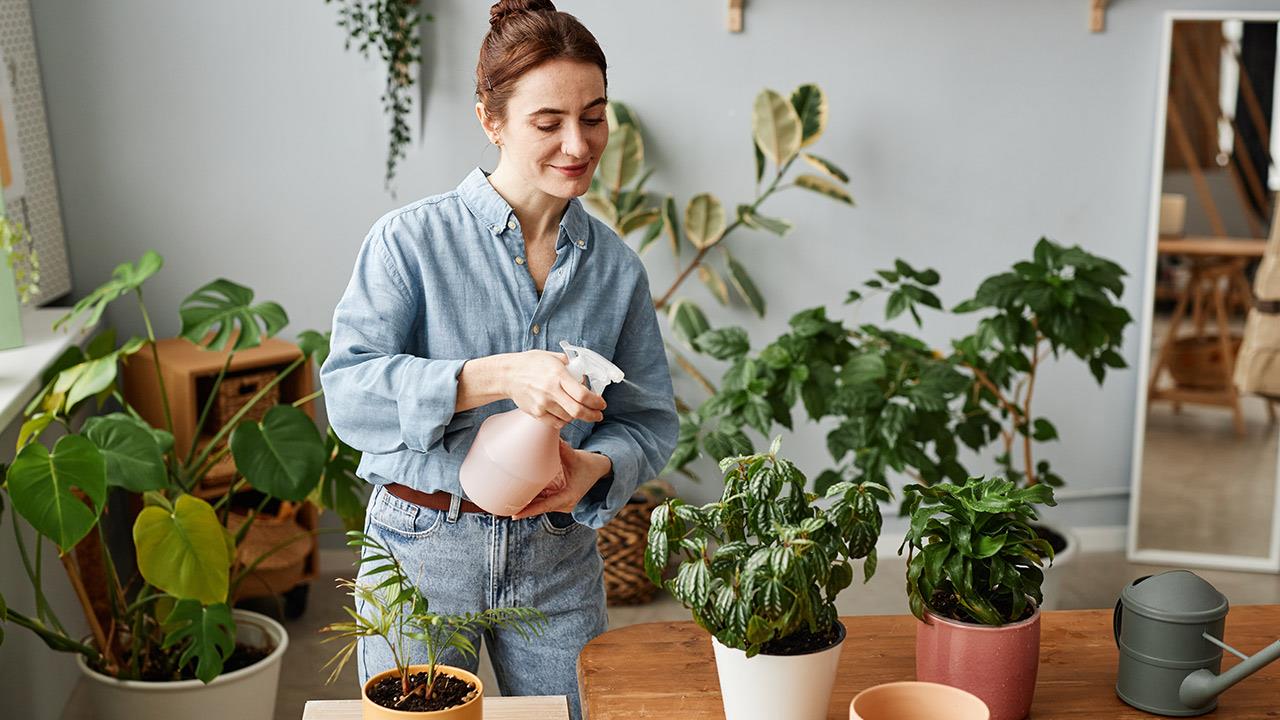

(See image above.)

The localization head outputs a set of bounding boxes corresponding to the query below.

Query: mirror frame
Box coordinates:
[1127,10,1280,573]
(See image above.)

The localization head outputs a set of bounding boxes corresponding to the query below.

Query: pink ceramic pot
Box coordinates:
[915,607,1040,720]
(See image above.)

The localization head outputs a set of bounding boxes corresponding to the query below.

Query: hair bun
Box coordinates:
[489,0,557,27]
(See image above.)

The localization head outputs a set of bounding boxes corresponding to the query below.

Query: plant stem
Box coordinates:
[292,389,323,409]
[188,355,305,473]
[5,607,99,659]
[12,516,67,635]
[654,155,797,310]
[60,552,116,674]
[184,351,236,466]
[1023,327,1043,486]
[135,290,176,441]
[667,343,717,396]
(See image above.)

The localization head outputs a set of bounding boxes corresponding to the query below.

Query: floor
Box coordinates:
[1137,312,1279,557]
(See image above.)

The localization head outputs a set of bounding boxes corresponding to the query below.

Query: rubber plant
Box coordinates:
[326,0,430,189]
[0,251,365,682]
[586,85,855,481]
[323,531,546,709]
[674,238,1131,503]
[645,439,884,656]
[899,476,1057,624]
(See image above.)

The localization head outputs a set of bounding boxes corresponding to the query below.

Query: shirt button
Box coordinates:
[491,224,501,232]
[531,324,541,335]
[515,256,525,265]
[507,220,517,230]
[576,240,586,248]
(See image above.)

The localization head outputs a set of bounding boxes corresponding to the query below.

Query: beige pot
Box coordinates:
[361,665,484,720]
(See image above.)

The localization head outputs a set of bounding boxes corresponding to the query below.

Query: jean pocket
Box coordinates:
[540,511,580,536]
[368,486,444,539]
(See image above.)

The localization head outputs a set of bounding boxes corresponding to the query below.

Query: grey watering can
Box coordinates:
[1114,570,1280,716]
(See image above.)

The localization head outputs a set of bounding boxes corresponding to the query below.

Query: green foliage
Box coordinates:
[584,90,853,442]
[645,441,885,657]
[323,532,547,700]
[2,250,366,684]
[325,0,430,188]
[162,600,235,684]
[1,213,39,303]
[899,477,1056,625]
[670,239,1131,497]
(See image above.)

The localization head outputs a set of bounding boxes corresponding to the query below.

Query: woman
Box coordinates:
[319,1,678,717]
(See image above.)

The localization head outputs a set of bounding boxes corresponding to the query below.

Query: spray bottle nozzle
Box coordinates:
[561,341,625,394]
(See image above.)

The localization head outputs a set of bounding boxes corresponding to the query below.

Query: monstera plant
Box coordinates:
[0,251,364,683]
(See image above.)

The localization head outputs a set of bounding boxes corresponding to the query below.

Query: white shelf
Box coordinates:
[0,306,93,432]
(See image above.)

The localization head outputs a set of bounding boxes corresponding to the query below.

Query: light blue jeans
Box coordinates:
[355,485,606,720]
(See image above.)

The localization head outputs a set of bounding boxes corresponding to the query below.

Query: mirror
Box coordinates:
[1130,12,1280,571]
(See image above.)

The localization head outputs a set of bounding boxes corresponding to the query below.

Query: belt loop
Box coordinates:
[446,493,463,524]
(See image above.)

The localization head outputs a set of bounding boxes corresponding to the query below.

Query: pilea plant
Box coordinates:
[323,531,546,710]
[0,251,364,682]
[326,0,430,188]
[1,210,38,303]
[900,476,1057,625]
[645,439,885,657]
[586,87,854,481]
[673,239,1131,502]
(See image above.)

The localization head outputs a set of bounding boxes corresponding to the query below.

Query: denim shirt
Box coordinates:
[320,168,678,528]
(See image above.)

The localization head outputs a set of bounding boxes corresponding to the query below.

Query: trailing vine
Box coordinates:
[326,0,430,188]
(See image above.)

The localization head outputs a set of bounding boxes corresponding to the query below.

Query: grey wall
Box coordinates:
[25,0,1280,544]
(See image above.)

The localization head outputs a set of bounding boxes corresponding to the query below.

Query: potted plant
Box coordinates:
[644,439,884,720]
[0,194,37,349]
[586,85,855,605]
[900,476,1057,720]
[322,531,547,718]
[0,251,364,720]
[672,239,1130,595]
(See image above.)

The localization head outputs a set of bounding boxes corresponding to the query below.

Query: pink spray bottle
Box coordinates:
[458,340,624,516]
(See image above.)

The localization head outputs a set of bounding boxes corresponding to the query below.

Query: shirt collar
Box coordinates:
[458,167,591,249]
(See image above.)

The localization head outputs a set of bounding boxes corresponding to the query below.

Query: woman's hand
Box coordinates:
[504,350,606,429]
[512,440,612,519]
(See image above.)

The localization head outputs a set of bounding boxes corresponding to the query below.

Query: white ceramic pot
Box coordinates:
[1035,523,1077,611]
[711,622,845,720]
[75,609,288,720]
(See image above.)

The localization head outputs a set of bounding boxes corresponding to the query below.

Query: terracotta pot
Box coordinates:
[915,607,1040,720]
[360,665,483,720]
[711,621,845,720]
[851,681,990,719]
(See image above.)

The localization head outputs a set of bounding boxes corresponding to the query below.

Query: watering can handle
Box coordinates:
[1113,597,1123,647]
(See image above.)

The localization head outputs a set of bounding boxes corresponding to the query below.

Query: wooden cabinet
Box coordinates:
[121,337,319,612]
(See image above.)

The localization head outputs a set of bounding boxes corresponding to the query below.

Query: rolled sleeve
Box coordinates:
[320,225,463,455]
[573,271,678,528]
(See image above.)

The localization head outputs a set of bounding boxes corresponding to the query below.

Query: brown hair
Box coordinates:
[477,0,608,128]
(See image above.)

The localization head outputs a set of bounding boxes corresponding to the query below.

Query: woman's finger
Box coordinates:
[559,376,607,411]
[553,386,602,423]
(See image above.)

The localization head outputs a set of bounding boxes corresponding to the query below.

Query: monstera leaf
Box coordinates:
[134,494,230,604]
[6,436,107,552]
[179,279,288,351]
[313,427,366,531]
[162,600,236,684]
[230,405,326,502]
[296,329,332,367]
[54,251,163,332]
[82,414,168,492]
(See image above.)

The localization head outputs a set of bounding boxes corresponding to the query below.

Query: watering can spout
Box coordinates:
[1179,638,1280,709]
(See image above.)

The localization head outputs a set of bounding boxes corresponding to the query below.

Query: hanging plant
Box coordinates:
[325,0,431,188]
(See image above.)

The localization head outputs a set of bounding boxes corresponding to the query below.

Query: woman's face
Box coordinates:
[480,58,608,200]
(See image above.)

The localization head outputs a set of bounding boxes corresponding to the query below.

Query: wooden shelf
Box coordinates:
[1091,0,1108,32]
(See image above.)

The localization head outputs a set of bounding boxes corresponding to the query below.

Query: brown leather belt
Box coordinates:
[385,482,505,517]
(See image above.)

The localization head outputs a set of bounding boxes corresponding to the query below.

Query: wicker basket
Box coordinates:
[597,495,661,606]
[214,368,280,428]
[1168,335,1242,390]
[226,502,316,600]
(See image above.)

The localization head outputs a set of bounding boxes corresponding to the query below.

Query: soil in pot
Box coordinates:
[367,671,478,712]
[88,641,275,681]
[759,622,845,656]
[929,588,1035,625]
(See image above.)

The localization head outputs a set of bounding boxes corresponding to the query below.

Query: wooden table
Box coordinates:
[1151,236,1268,435]
[302,696,568,719]
[577,606,1280,719]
